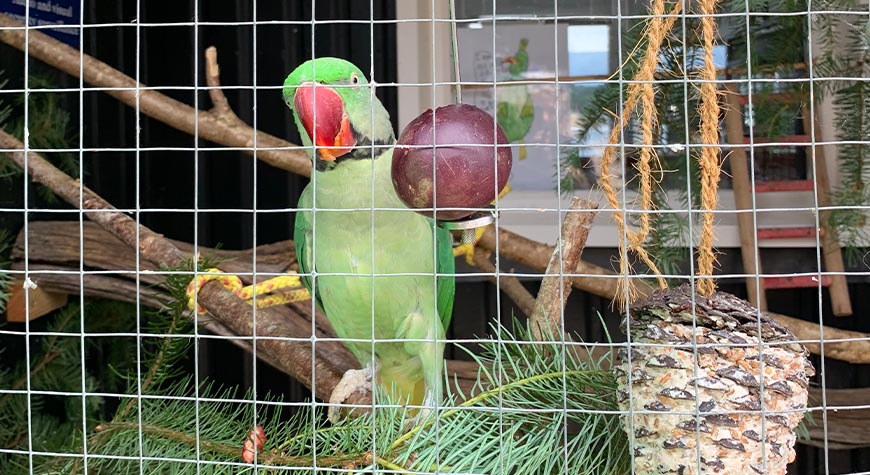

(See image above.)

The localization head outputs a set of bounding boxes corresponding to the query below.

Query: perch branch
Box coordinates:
[0,14,311,177]
[476,225,656,301]
[204,46,247,128]
[0,129,364,405]
[470,248,536,318]
[476,223,870,364]
[531,196,598,341]
[530,198,597,340]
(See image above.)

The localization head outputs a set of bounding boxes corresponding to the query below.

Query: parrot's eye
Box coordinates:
[350,73,360,86]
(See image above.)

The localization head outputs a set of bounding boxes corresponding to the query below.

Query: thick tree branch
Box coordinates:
[530,198,597,340]
[0,14,311,177]
[475,221,870,364]
[0,129,364,405]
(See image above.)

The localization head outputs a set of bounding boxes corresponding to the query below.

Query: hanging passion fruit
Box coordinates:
[391,104,512,221]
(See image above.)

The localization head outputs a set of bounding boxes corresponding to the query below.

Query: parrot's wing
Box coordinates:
[435,224,456,330]
[294,185,326,312]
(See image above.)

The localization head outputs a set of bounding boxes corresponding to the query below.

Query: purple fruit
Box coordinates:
[391,104,512,221]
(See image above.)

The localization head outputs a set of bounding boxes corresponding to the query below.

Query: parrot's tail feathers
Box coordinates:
[377,366,427,410]
[519,143,527,160]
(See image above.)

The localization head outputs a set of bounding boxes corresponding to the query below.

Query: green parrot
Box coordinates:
[282,58,455,410]
[497,38,535,160]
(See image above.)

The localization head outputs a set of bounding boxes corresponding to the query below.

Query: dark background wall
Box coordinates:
[1,1,869,473]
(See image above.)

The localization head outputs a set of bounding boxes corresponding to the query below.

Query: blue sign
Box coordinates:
[0,0,81,48]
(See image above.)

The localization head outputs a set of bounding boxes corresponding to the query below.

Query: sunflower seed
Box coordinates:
[645,401,670,412]
[702,457,725,470]
[698,400,717,413]
[766,380,793,396]
[730,394,761,411]
[635,427,656,438]
[659,387,694,400]
[716,366,759,387]
[787,371,809,388]
[717,438,746,452]
[663,439,689,449]
[704,414,738,427]
[648,354,682,369]
[766,415,790,427]
[677,419,711,433]
[693,376,730,391]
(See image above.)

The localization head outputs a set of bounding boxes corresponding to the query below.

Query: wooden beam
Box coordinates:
[6,278,68,322]
[724,83,767,310]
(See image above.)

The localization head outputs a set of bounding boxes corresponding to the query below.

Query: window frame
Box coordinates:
[395,0,857,249]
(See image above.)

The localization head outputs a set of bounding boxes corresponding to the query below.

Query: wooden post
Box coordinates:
[804,110,852,316]
[723,84,767,311]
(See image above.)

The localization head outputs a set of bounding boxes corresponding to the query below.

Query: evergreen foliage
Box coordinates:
[2,257,629,474]
[0,300,138,474]
[0,72,79,203]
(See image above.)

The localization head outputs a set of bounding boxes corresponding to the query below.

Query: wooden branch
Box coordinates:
[204,46,242,124]
[11,221,297,283]
[767,311,870,364]
[476,222,870,364]
[477,225,656,301]
[0,129,363,405]
[470,248,536,318]
[530,197,597,340]
[0,14,311,177]
[9,221,338,338]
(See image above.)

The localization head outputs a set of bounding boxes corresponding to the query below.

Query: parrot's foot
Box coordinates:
[327,364,374,423]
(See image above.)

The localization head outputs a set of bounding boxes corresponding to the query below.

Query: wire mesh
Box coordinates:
[0,1,868,474]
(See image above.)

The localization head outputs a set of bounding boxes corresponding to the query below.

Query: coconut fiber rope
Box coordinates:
[695,0,723,297]
[600,0,723,306]
[598,0,680,306]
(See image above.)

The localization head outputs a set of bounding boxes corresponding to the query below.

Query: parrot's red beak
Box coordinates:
[294,83,356,161]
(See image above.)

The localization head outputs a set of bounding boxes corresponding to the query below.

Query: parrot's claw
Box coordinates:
[327,363,375,423]
[451,182,513,265]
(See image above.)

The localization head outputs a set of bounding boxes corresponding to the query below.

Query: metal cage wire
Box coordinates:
[0,1,868,474]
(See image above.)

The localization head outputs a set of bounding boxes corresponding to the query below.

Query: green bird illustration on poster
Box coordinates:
[497,38,534,160]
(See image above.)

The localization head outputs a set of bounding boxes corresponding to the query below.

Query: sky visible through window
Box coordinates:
[567,24,609,76]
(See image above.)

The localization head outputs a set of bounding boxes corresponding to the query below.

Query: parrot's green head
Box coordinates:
[283,58,394,168]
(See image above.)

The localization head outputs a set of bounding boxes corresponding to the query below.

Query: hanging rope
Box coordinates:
[601,0,724,306]
[598,0,681,307]
[696,0,723,296]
